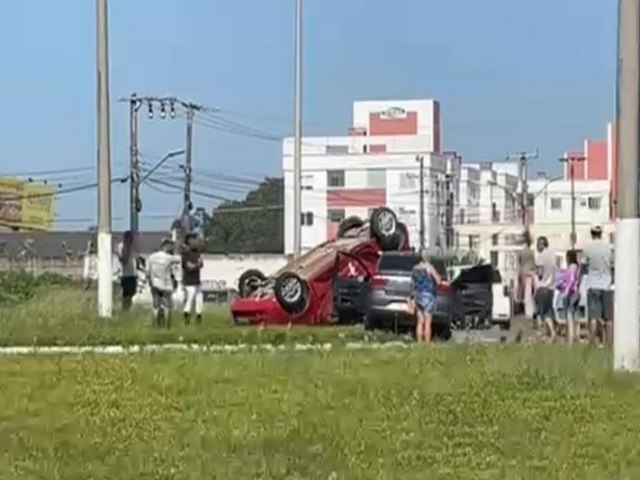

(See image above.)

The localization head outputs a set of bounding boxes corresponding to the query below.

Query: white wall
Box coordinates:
[530,179,610,226]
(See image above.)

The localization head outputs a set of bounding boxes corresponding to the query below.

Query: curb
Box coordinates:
[0,341,412,356]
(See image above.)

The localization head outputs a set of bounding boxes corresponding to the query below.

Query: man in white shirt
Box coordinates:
[582,225,614,345]
[147,238,180,327]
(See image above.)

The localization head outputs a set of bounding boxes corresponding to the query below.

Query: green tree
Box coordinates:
[204,177,284,253]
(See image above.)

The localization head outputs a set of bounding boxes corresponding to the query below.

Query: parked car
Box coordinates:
[364,252,499,339]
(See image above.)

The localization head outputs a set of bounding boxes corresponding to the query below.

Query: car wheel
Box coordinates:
[369,207,398,246]
[337,216,365,238]
[274,272,309,314]
[238,269,266,298]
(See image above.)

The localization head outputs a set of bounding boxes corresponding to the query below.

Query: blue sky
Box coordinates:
[0,0,617,230]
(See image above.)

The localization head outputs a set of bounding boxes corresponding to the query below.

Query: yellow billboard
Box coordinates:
[0,177,55,231]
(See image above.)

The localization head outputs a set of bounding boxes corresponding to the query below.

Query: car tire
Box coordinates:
[380,221,409,251]
[337,216,365,238]
[274,271,309,314]
[369,207,398,246]
[238,269,266,298]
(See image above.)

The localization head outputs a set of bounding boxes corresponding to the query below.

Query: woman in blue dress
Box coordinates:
[410,250,442,343]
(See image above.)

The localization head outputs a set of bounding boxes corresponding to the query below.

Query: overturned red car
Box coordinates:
[230,207,410,325]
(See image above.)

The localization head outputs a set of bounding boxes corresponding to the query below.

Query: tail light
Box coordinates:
[370,276,387,289]
[437,281,451,293]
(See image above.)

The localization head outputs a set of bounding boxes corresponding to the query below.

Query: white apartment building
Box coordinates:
[282,99,456,254]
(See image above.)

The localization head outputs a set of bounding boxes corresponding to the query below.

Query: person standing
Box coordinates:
[147,239,180,328]
[553,249,580,343]
[182,233,204,325]
[516,230,537,320]
[535,236,557,341]
[409,250,442,344]
[582,225,614,346]
[117,231,138,311]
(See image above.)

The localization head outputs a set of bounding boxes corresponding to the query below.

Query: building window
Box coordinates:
[301,212,314,226]
[459,208,465,224]
[327,170,345,188]
[326,145,348,154]
[550,197,562,210]
[327,208,346,224]
[491,234,499,246]
[588,196,602,210]
[367,169,387,188]
[490,251,499,268]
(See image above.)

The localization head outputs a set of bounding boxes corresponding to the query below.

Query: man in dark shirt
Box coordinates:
[181,233,204,325]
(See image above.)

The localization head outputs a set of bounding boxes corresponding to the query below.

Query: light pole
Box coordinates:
[559,155,586,248]
[96,0,113,318]
[614,0,640,371]
[292,0,303,258]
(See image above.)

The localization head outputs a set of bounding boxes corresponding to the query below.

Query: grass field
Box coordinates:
[1,346,639,479]
[0,288,394,347]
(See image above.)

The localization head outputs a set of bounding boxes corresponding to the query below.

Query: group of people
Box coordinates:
[116,231,205,326]
[516,225,614,344]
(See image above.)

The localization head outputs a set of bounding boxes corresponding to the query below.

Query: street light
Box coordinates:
[559,155,586,248]
[140,149,186,183]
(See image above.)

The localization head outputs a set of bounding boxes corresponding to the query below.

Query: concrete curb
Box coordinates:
[0,341,412,356]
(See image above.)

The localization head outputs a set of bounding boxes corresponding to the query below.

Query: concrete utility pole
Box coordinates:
[417,155,426,252]
[128,93,142,233]
[96,0,113,318]
[444,173,454,249]
[183,106,195,219]
[507,150,538,231]
[292,0,303,258]
[559,155,586,248]
[614,0,640,372]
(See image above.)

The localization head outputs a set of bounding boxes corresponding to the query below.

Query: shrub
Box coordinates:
[0,271,78,307]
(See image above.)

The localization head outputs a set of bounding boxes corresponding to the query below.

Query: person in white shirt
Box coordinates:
[147,239,180,327]
[117,231,138,311]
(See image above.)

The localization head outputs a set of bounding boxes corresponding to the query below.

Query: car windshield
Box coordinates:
[378,254,419,271]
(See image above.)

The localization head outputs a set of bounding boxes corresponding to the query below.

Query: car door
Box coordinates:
[450,264,494,324]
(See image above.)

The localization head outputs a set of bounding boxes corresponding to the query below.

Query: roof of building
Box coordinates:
[0,230,168,259]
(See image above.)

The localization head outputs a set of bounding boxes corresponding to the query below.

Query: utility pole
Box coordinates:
[559,155,586,248]
[118,95,205,238]
[128,93,142,233]
[292,0,303,258]
[417,155,426,252]
[183,105,195,226]
[507,150,538,231]
[614,0,640,372]
[96,0,113,318]
[444,173,454,249]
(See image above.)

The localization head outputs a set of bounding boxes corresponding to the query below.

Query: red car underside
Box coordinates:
[231,235,402,326]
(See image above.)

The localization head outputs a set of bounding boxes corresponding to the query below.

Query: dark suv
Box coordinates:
[364,251,495,338]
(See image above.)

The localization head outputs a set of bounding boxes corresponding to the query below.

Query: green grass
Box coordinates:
[1,346,639,479]
[0,288,395,347]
